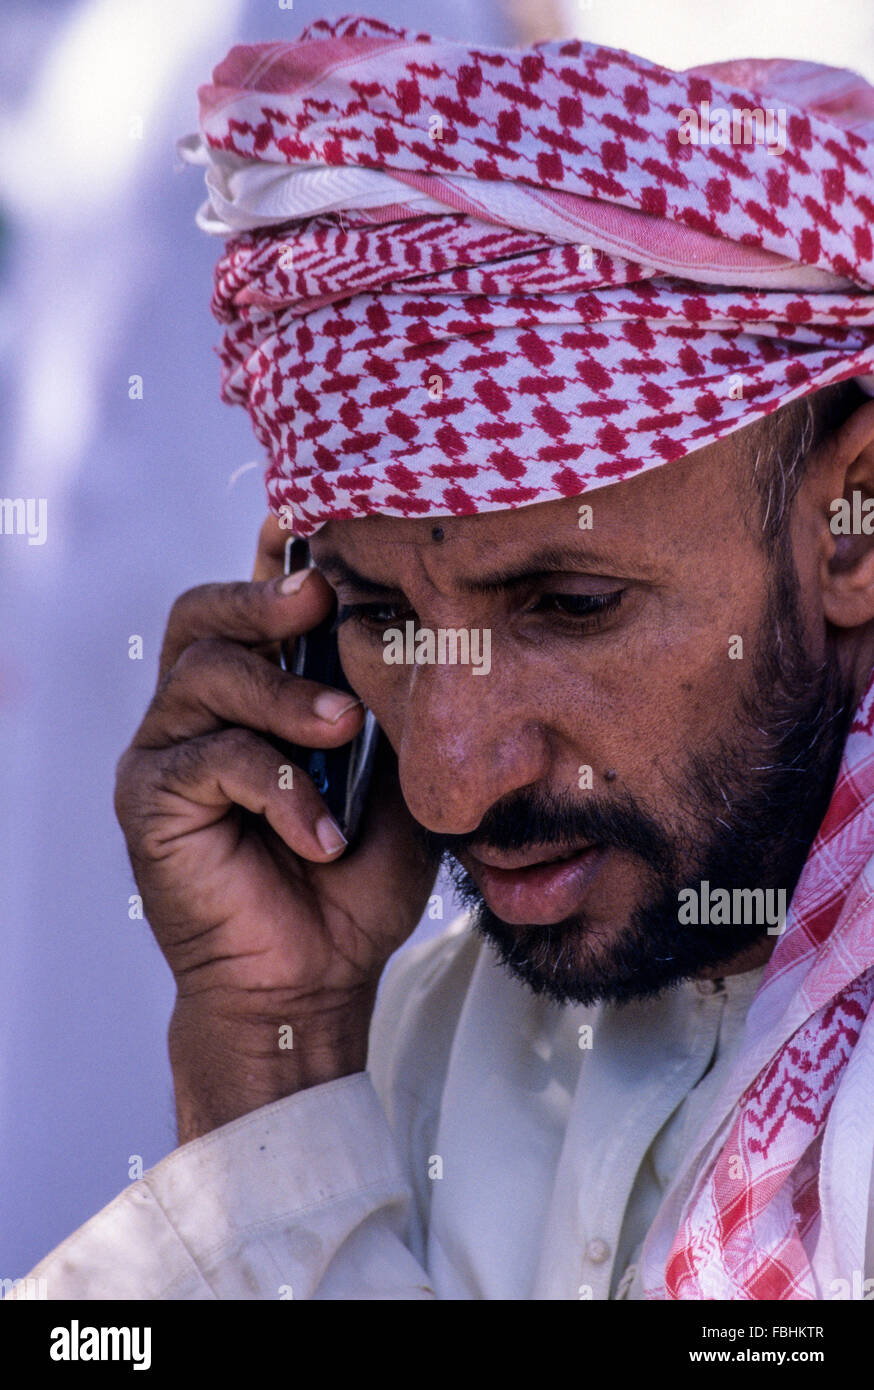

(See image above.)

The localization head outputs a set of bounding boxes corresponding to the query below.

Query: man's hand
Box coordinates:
[115,517,438,1142]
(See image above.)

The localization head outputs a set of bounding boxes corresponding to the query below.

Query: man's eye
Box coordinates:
[534,591,624,624]
[334,602,407,631]
[335,593,625,635]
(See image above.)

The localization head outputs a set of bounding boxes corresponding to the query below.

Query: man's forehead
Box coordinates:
[310,494,614,581]
[308,443,739,587]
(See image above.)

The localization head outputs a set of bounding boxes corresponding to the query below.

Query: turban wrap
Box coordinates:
[184,14,874,537]
[184,16,874,1301]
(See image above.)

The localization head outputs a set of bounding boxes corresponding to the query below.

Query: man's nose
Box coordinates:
[395,664,550,834]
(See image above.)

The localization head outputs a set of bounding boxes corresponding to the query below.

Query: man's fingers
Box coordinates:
[136,639,364,748]
[158,571,333,682]
[118,728,349,864]
[252,514,290,582]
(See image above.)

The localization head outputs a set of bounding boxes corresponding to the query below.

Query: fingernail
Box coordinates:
[316,815,347,854]
[278,569,312,595]
[313,692,362,724]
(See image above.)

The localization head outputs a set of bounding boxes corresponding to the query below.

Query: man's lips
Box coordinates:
[463,843,608,926]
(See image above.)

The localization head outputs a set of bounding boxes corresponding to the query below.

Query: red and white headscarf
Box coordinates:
[184,14,874,537]
[186,16,874,1300]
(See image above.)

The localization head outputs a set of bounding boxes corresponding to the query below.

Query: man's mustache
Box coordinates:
[417,788,677,875]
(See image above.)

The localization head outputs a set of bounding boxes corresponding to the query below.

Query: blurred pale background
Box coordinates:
[1,0,871,1279]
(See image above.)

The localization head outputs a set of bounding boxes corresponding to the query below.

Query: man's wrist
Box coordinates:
[168,991,376,1144]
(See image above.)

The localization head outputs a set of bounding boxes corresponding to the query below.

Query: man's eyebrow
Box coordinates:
[314,543,621,596]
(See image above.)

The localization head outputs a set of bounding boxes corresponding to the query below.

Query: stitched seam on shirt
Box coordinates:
[144,1192,224,1300]
[150,1174,410,1274]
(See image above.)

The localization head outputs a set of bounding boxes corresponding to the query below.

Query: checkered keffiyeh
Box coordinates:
[187,14,874,537]
[187,16,874,1299]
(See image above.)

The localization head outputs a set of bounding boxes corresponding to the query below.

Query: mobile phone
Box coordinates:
[279,536,380,846]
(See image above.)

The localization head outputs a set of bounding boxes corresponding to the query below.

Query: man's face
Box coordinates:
[309,432,856,1005]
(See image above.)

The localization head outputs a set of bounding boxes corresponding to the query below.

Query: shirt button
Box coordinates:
[585,1238,610,1264]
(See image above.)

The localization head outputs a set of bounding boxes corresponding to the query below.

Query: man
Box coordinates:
[18,16,874,1299]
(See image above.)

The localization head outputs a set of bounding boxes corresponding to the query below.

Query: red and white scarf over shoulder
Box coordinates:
[185,16,874,1298]
[645,679,874,1299]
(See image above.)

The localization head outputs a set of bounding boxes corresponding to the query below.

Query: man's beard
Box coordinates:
[418,551,858,1007]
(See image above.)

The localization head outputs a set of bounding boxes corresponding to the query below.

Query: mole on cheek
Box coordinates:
[604,769,618,782]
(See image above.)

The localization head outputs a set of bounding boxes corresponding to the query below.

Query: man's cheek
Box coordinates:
[339,640,407,741]
[338,633,381,695]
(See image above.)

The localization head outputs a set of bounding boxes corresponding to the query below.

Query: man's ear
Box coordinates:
[815,399,874,629]
[251,513,290,581]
